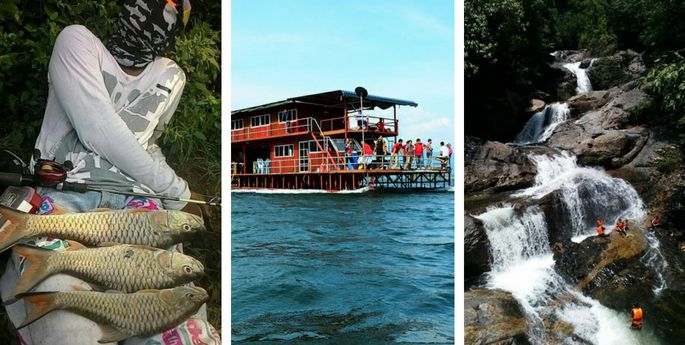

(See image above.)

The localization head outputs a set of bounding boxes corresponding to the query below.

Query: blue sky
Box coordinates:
[232,0,454,144]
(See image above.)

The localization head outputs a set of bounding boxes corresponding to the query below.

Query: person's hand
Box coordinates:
[181,191,212,222]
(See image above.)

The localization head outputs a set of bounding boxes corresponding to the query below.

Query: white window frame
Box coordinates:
[231,119,243,131]
[278,109,297,123]
[274,144,294,157]
[251,114,270,127]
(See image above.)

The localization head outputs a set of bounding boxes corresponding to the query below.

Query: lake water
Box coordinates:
[232,191,454,344]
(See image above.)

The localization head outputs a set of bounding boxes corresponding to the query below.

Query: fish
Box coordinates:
[0,205,205,252]
[10,240,205,298]
[17,286,208,343]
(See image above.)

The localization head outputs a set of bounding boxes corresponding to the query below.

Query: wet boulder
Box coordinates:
[527,99,546,114]
[536,190,574,244]
[566,89,617,116]
[554,232,654,311]
[587,50,646,90]
[465,215,492,278]
[465,137,537,193]
[465,289,530,345]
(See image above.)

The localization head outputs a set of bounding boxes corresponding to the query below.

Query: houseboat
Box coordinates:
[231,89,451,191]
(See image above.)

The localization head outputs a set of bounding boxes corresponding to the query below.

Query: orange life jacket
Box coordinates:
[597,225,604,235]
[632,308,643,325]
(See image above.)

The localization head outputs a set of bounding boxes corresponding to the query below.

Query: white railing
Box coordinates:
[231,155,450,175]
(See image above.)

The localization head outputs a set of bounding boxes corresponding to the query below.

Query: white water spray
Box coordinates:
[514,103,570,145]
[475,152,659,344]
[563,60,595,93]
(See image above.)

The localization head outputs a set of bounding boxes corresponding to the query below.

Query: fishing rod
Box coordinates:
[0,157,221,207]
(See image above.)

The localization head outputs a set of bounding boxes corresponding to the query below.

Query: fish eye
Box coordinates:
[183,224,191,231]
[183,265,193,274]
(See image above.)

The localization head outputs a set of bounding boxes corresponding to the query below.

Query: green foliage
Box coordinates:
[0,0,221,192]
[656,146,684,173]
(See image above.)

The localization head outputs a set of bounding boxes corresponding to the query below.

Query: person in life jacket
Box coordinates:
[630,303,643,330]
[596,218,608,237]
[615,218,627,237]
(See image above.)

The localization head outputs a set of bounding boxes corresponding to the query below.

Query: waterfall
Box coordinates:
[642,232,668,295]
[563,60,595,94]
[515,152,646,240]
[513,103,570,145]
[474,152,660,344]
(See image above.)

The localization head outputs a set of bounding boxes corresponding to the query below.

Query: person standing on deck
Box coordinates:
[1,1,218,344]
[414,138,424,169]
[404,140,414,170]
[374,136,387,169]
[437,141,449,168]
[390,139,403,169]
[361,140,373,169]
[425,139,433,168]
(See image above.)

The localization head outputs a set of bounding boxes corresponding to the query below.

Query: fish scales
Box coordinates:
[28,211,160,247]
[11,244,204,296]
[52,290,193,335]
[0,206,205,253]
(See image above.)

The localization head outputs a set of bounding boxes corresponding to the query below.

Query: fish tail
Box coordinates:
[0,206,29,253]
[16,291,59,329]
[11,245,52,298]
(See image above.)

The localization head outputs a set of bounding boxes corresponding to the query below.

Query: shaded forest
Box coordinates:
[465,0,685,142]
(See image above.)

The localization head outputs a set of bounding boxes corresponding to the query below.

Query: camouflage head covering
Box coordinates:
[108,0,188,68]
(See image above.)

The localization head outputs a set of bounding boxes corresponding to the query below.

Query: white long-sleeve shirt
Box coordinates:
[32,25,190,209]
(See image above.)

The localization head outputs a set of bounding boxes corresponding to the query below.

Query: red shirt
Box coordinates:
[392,143,403,154]
[363,142,373,155]
[415,143,424,155]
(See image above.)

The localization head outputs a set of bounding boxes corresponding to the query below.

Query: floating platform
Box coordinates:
[231,169,451,191]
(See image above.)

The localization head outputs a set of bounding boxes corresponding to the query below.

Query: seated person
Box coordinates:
[377,118,386,131]
[1,1,218,344]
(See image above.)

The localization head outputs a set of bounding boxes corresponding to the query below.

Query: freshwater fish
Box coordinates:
[11,241,204,298]
[17,286,208,343]
[0,206,205,252]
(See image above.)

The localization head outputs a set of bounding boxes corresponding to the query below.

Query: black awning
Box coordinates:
[231,89,418,116]
[289,90,418,109]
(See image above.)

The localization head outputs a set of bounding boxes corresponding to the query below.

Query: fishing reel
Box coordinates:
[34,159,68,187]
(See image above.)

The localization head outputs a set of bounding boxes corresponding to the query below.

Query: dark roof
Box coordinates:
[232,90,417,116]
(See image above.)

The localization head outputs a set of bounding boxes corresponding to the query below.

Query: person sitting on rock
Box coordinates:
[596,218,608,237]
[630,303,643,330]
[651,214,661,231]
[615,218,627,237]
[624,219,630,234]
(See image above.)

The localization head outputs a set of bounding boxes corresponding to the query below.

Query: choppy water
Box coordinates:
[232,192,454,344]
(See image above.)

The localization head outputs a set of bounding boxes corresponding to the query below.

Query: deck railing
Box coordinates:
[231,117,316,141]
[231,155,450,175]
[319,115,398,134]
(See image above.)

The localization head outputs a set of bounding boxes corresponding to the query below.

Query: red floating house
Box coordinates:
[231,89,451,191]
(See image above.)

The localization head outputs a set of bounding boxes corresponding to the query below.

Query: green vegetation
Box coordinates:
[465,0,685,142]
[0,0,221,339]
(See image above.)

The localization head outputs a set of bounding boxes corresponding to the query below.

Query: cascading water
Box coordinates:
[516,152,646,241]
[474,153,660,344]
[513,103,570,145]
[563,60,595,93]
[642,232,669,296]
[475,50,669,343]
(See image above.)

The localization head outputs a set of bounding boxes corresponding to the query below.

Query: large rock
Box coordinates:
[588,50,646,90]
[611,127,684,208]
[547,86,650,169]
[464,289,529,345]
[566,89,617,116]
[553,232,655,311]
[465,137,537,193]
[465,215,491,278]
